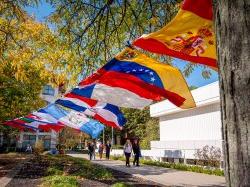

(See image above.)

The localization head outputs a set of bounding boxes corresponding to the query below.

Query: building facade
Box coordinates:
[149,81,222,162]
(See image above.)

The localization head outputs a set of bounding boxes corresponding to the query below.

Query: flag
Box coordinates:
[21,115,64,132]
[78,48,195,109]
[4,119,39,131]
[133,0,217,69]
[55,93,126,129]
[35,104,104,138]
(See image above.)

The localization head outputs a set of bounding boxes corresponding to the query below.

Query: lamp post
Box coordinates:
[112,127,114,145]
[102,128,105,144]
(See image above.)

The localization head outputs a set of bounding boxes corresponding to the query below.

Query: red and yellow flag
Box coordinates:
[133,0,217,70]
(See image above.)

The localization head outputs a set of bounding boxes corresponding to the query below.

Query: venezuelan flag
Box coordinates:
[133,0,217,70]
[79,48,195,109]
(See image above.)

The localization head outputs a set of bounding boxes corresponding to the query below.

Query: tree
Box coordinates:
[120,107,159,147]
[58,127,89,150]
[122,107,151,138]
[48,0,178,64]
[0,1,86,126]
[213,1,250,186]
[140,118,159,149]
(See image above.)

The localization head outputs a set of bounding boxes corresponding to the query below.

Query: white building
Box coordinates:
[17,85,60,150]
[150,81,222,162]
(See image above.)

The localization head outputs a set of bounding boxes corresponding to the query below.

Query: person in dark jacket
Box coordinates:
[132,139,141,166]
[105,141,112,160]
[88,141,95,160]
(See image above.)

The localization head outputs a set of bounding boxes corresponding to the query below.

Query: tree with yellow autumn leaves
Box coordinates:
[0,1,83,124]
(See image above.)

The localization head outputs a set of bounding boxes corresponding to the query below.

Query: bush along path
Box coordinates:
[6,154,164,187]
[111,155,224,176]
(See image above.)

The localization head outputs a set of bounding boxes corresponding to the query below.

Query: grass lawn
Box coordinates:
[5,154,159,187]
[40,154,113,187]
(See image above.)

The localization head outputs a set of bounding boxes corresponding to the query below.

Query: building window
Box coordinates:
[22,135,36,148]
[42,85,55,96]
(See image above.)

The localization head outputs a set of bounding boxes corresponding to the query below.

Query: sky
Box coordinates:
[25,1,218,88]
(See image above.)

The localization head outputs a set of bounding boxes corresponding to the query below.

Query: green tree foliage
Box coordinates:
[140,118,159,149]
[0,1,84,139]
[58,127,89,150]
[121,107,159,148]
[122,107,150,138]
[48,0,179,71]
[48,0,212,77]
[0,1,84,125]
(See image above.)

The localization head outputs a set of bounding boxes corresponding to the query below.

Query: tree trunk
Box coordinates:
[213,1,250,186]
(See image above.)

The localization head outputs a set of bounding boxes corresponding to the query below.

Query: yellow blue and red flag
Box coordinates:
[78,48,195,109]
[133,0,217,70]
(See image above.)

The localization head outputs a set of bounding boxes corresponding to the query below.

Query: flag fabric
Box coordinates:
[35,104,104,138]
[78,48,195,109]
[4,119,39,131]
[26,114,57,124]
[20,116,64,132]
[55,93,126,129]
[133,0,217,69]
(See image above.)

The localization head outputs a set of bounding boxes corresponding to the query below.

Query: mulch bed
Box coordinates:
[6,155,165,187]
[0,153,28,178]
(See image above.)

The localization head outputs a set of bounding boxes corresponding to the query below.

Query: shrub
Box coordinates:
[46,165,64,175]
[34,140,44,154]
[112,182,133,187]
[194,145,222,167]
[111,156,224,176]
[42,175,78,187]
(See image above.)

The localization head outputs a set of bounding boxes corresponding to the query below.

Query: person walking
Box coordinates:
[98,142,104,159]
[124,139,132,167]
[132,139,141,166]
[105,140,112,160]
[25,144,32,154]
[93,140,97,160]
[88,141,94,160]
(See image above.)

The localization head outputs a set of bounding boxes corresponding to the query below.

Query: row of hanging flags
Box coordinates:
[3,0,216,138]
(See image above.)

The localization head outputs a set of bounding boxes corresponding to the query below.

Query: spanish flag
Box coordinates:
[133,0,217,69]
[79,48,195,109]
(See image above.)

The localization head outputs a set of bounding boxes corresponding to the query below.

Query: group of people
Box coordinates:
[123,139,141,167]
[88,139,141,167]
[87,140,112,160]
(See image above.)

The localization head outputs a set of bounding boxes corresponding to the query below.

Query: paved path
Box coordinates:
[68,153,226,187]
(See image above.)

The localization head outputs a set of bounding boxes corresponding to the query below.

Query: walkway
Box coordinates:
[68,153,226,187]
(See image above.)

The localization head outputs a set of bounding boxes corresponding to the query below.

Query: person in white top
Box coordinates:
[123,139,132,167]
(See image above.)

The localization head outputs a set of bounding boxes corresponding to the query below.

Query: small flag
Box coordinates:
[21,115,64,132]
[4,119,39,131]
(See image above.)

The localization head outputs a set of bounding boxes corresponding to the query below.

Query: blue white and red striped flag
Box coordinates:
[55,92,126,129]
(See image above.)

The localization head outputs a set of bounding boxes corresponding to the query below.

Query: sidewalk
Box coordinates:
[68,153,226,187]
